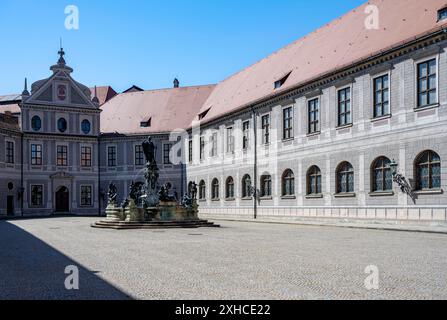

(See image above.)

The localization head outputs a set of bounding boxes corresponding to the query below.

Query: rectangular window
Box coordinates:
[227,127,234,153]
[373,74,390,118]
[283,107,293,140]
[81,146,92,167]
[163,143,172,165]
[210,133,218,157]
[135,145,144,166]
[262,115,270,145]
[57,145,68,166]
[108,146,116,167]
[31,185,43,207]
[31,144,42,165]
[6,141,14,164]
[308,98,320,134]
[81,186,92,206]
[242,121,250,150]
[200,137,205,161]
[338,87,352,126]
[417,59,437,108]
[188,139,193,163]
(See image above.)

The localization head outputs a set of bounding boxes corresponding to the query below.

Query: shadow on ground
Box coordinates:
[0,221,132,300]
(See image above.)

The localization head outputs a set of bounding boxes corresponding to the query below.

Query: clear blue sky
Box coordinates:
[0,0,365,94]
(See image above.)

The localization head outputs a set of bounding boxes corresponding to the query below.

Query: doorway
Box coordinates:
[7,196,14,216]
[55,187,70,213]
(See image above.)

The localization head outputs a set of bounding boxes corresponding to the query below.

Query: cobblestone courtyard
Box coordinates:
[0,217,446,300]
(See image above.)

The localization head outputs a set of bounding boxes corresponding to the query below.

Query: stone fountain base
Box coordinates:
[92,200,219,230]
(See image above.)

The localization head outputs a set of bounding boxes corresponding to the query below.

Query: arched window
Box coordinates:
[242,175,252,198]
[415,150,441,190]
[336,162,354,194]
[260,175,272,197]
[199,180,206,200]
[371,157,392,192]
[282,169,295,196]
[226,177,235,199]
[307,166,322,195]
[211,178,220,200]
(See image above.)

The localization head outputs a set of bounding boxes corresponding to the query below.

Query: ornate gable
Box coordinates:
[22,48,99,109]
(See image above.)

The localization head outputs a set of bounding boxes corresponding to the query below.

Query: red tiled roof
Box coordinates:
[100,85,216,135]
[199,0,447,124]
[0,103,21,115]
[89,86,118,105]
[0,113,20,131]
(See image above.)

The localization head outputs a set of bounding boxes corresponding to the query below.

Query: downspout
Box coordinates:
[98,136,101,216]
[251,107,258,220]
[20,132,24,217]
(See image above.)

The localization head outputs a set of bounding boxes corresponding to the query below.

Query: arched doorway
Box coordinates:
[55,186,70,213]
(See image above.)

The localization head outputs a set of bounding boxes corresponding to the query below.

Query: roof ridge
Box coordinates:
[215,0,370,84]
[118,84,217,95]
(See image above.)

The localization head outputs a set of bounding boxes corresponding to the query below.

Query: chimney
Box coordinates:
[173,78,180,88]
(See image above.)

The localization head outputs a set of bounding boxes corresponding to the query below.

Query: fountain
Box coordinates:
[92,138,219,230]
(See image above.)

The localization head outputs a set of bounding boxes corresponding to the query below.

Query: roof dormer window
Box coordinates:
[274,71,292,90]
[438,7,447,21]
[198,107,211,120]
[140,117,151,128]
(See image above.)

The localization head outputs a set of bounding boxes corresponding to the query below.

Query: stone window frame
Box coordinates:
[306,165,322,196]
[260,112,271,145]
[210,131,218,158]
[307,97,321,135]
[30,142,43,166]
[241,174,252,199]
[5,139,15,164]
[335,161,355,195]
[282,169,295,197]
[199,180,206,200]
[370,156,393,193]
[414,54,439,110]
[162,142,173,165]
[226,127,235,154]
[107,144,117,167]
[336,86,353,128]
[30,184,44,208]
[372,71,391,119]
[211,178,220,200]
[282,105,294,141]
[80,144,93,168]
[260,174,272,198]
[242,120,250,151]
[80,185,93,207]
[56,143,69,167]
[225,176,235,200]
[188,138,193,163]
[414,150,442,192]
[134,143,145,166]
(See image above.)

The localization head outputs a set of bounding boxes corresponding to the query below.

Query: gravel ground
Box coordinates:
[0,217,446,300]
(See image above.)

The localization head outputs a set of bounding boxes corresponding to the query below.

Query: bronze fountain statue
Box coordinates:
[93,137,218,229]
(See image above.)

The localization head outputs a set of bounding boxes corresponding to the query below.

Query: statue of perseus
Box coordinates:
[142,137,157,165]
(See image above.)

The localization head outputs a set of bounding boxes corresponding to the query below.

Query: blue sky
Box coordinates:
[0,0,365,94]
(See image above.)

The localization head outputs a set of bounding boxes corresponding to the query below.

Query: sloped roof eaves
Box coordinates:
[198,24,447,128]
[198,0,447,125]
[100,85,216,134]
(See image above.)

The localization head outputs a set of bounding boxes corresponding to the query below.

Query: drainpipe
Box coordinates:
[20,133,24,217]
[251,107,258,220]
[98,136,101,216]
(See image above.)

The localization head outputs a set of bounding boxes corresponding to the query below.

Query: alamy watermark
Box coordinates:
[65,265,80,290]
[364,265,380,290]
[364,5,380,30]
[65,5,79,30]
